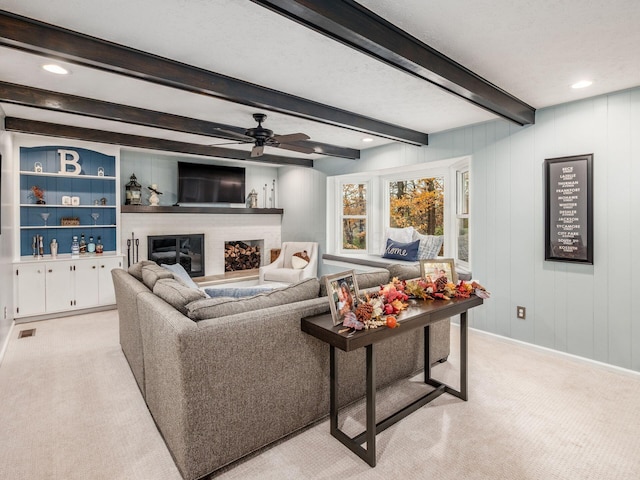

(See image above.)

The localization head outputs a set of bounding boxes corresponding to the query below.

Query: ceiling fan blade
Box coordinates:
[209,140,248,146]
[251,145,264,157]
[275,143,316,154]
[272,133,310,143]
[214,128,254,141]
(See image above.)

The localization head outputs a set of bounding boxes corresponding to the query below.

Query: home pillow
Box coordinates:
[186,277,320,321]
[382,238,420,262]
[161,262,199,289]
[412,232,444,259]
[380,226,414,254]
[154,278,207,315]
[141,263,174,290]
[291,250,310,269]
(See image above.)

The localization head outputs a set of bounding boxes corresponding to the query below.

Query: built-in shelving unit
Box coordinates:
[19,146,118,256]
[121,205,283,214]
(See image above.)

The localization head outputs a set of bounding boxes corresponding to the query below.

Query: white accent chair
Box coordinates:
[259,241,318,284]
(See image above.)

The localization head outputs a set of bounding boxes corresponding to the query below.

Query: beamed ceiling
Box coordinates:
[1,1,639,168]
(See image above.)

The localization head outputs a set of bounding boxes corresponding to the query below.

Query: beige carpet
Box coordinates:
[1,310,639,480]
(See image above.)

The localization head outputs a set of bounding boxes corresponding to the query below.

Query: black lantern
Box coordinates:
[125,173,142,205]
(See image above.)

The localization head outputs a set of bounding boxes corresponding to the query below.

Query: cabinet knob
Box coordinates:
[92,265,96,269]
[48,269,52,273]
[101,265,105,268]
[37,269,41,274]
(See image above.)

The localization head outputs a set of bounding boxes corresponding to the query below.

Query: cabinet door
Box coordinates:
[74,260,100,309]
[98,256,123,305]
[16,264,47,317]
[45,261,75,313]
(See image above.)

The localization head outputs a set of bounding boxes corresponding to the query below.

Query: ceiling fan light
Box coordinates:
[42,64,70,75]
[571,80,592,89]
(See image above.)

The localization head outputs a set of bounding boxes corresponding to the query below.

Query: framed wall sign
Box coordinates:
[544,154,593,264]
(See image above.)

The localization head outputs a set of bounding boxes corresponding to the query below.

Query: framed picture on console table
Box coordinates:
[544,154,593,264]
[420,258,457,284]
[325,271,360,326]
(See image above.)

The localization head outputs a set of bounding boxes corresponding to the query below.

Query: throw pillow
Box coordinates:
[161,262,199,289]
[412,232,444,259]
[382,238,420,262]
[380,226,414,254]
[128,260,156,281]
[291,250,310,269]
[186,277,320,321]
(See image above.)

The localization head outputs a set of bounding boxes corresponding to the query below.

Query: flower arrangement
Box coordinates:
[30,185,46,204]
[348,277,490,332]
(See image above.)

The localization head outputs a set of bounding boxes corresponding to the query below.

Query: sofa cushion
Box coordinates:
[128,260,156,281]
[319,268,390,296]
[386,263,421,281]
[161,262,199,289]
[382,238,420,262]
[141,263,174,290]
[186,277,320,321]
[413,232,444,259]
[262,268,305,284]
[153,278,207,315]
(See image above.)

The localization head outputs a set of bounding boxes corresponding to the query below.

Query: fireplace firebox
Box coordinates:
[148,234,204,277]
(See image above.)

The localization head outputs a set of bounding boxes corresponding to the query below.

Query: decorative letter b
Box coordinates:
[58,149,82,175]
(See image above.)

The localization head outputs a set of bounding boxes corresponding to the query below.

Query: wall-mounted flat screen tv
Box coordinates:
[177,162,245,204]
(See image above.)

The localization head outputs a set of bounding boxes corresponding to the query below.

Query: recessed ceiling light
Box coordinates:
[42,64,69,75]
[571,80,592,89]
[362,138,374,143]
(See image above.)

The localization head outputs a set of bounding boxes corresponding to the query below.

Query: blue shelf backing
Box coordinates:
[20,146,117,256]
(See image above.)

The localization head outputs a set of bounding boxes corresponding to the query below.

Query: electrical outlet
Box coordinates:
[517,306,526,319]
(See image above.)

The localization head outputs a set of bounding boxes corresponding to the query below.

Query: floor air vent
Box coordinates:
[18,329,36,338]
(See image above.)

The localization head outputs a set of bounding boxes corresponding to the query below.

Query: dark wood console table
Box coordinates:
[301,295,484,467]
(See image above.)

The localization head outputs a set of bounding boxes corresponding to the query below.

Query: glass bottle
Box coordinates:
[79,233,87,254]
[87,235,96,253]
[95,236,104,255]
[71,236,80,257]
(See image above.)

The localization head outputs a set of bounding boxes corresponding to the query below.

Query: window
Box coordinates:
[328,156,470,264]
[388,176,445,237]
[455,168,470,266]
[341,182,368,250]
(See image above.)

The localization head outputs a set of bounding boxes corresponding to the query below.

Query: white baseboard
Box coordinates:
[458,324,640,379]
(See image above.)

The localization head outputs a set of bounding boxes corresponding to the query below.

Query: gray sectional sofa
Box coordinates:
[112,261,450,480]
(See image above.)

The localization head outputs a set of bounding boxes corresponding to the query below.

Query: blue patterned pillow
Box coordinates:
[413,233,444,259]
[382,238,420,262]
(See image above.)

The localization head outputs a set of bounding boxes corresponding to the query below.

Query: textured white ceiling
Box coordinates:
[1,0,639,162]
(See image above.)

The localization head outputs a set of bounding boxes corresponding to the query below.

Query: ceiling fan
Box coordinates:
[213,113,315,158]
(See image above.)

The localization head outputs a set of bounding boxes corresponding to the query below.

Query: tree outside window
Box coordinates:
[342,183,367,250]
[389,177,444,236]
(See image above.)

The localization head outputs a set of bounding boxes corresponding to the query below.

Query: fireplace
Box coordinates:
[148,234,205,277]
[224,239,263,272]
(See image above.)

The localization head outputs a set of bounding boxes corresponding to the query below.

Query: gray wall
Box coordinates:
[283,87,640,372]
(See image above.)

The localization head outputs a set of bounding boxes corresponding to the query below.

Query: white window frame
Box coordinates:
[339,180,370,253]
[452,158,470,269]
[327,156,470,265]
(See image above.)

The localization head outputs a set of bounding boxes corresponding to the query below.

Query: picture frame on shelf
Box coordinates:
[325,270,360,326]
[420,258,457,284]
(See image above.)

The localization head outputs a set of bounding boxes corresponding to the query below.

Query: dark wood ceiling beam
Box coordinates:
[0,10,428,145]
[0,81,360,159]
[4,117,314,168]
[251,0,536,126]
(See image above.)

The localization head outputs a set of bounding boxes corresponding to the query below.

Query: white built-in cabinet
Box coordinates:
[13,143,122,320]
[14,255,123,318]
